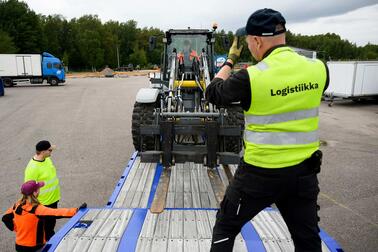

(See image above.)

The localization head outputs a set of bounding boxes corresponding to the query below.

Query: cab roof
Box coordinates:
[166,29,212,35]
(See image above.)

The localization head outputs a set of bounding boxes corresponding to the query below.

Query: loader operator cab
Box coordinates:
[163,30,216,84]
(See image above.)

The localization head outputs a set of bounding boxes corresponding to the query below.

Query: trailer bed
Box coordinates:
[45,152,342,251]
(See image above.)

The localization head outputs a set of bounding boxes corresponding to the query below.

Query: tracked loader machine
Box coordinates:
[132,28,244,167]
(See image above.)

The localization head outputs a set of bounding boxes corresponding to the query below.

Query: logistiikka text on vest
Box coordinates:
[270,82,319,97]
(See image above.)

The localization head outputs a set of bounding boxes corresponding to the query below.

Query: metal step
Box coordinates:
[13,79,31,84]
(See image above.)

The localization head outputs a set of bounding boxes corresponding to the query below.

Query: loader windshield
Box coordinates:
[168,34,207,59]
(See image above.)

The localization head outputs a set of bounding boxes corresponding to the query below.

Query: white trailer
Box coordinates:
[325,61,378,103]
[0,54,42,76]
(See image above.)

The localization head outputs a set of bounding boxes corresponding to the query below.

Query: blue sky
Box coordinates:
[23,0,378,46]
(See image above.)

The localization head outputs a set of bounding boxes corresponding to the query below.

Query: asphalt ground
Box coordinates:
[0,77,377,251]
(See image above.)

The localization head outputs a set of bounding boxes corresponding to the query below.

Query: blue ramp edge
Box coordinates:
[147,163,163,208]
[260,207,343,252]
[241,221,266,252]
[165,207,218,211]
[106,151,138,208]
[319,229,344,252]
[42,208,89,252]
[117,209,147,252]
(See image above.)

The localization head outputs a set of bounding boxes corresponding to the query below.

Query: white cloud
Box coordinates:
[289,4,378,46]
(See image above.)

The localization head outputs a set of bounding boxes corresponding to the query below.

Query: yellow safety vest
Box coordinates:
[244,46,327,168]
[24,157,61,205]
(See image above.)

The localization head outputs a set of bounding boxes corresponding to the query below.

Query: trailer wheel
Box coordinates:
[50,78,59,86]
[224,105,245,153]
[3,78,14,87]
[132,102,156,151]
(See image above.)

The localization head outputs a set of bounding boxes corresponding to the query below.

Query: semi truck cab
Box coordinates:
[41,52,65,85]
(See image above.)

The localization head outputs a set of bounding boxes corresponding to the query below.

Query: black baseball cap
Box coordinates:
[236,8,286,37]
[36,140,55,152]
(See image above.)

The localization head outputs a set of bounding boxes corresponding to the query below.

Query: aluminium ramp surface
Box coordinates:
[113,158,156,208]
[48,208,247,252]
[135,210,247,252]
[45,152,343,252]
[165,163,219,208]
[47,209,332,252]
[110,156,221,209]
[53,209,133,252]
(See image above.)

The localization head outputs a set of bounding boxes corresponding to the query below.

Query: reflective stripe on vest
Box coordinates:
[245,107,319,124]
[39,184,59,195]
[244,130,319,145]
[255,61,269,71]
[43,177,58,186]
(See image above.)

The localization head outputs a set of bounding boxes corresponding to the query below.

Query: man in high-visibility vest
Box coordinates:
[24,140,61,240]
[206,8,329,252]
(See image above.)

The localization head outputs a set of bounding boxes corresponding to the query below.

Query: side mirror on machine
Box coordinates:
[149,36,157,51]
[222,36,230,50]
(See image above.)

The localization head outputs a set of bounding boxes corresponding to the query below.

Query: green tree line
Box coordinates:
[1,0,377,71]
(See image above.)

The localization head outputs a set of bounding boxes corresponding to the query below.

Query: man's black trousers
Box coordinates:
[44,201,58,241]
[211,153,322,252]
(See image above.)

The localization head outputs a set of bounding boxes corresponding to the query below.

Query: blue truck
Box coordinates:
[0,52,65,87]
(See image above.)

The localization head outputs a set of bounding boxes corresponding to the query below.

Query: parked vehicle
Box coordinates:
[116,64,134,72]
[0,78,4,96]
[324,61,378,104]
[0,52,65,87]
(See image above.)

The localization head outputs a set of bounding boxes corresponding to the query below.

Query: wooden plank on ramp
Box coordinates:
[150,167,171,214]
[207,168,226,205]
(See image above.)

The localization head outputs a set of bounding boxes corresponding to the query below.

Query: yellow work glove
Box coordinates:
[228,36,243,64]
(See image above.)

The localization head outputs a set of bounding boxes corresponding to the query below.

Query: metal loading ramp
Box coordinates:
[112,159,156,208]
[45,152,342,251]
[165,163,220,208]
[136,210,247,252]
